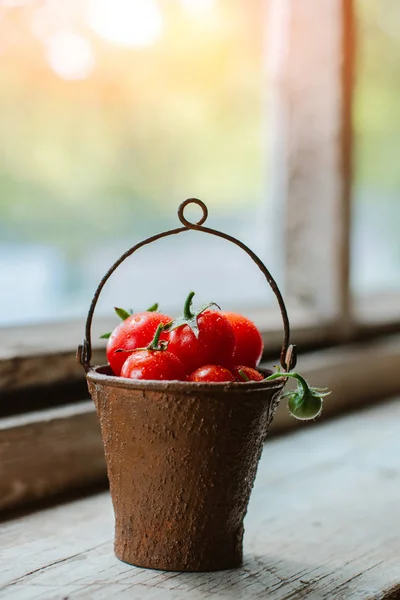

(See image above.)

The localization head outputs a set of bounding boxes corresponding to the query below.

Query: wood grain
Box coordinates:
[1,335,399,512]
[1,398,400,599]
[0,310,324,393]
[0,403,106,511]
[269,0,353,329]
[1,302,398,394]
[0,317,113,392]
[0,347,105,393]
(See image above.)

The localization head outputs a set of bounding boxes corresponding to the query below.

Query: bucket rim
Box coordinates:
[86,365,287,394]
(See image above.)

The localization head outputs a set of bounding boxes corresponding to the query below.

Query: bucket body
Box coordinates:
[87,366,285,572]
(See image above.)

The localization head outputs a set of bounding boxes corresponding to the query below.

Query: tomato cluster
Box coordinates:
[104,292,264,383]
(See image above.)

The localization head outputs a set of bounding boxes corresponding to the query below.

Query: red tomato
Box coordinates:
[233,365,264,382]
[120,350,185,381]
[107,312,172,376]
[164,310,236,373]
[220,312,263,368]
[189,365,235,383]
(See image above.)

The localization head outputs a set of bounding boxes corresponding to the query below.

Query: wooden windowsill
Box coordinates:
[0,306,331,393]
[2,336,400,513]
[1,290,398,395]
[1,398,400,599]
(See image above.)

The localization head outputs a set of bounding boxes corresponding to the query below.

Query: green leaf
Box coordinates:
[100,332,111,339]
[146,303,159,312]
[114,307,131,321]
[165,314,200,337]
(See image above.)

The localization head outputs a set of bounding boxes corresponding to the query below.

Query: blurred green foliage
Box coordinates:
[0,0,398,255]
[0,1,265,253]
[355,0,400,194]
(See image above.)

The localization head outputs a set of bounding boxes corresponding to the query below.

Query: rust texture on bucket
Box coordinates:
[88,367,286,572]
[79,199,294,572]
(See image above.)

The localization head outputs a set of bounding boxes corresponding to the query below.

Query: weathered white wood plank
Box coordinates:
[0,403,106,511]
[269,0,353,328]
[0,348,105,393]
[1,398,400,599]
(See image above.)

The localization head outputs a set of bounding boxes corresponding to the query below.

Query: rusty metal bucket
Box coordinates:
[78,199,296,572]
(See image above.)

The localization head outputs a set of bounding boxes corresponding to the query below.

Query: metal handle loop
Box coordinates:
[178,198,208,228]
[78,199,296,373]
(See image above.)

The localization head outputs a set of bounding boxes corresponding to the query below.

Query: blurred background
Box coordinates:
[0,0,399,326]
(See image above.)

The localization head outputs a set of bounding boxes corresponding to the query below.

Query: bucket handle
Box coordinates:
[78,199,297,373]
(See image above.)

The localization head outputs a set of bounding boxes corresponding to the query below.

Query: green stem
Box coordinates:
[265,371,309,394]
[163,291,220,338]
[116,323,168,354]
[145,323,168,352]
[238,369,250,382]
[183,291,196,320]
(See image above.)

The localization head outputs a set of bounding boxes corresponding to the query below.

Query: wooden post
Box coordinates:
[268,0,354,332]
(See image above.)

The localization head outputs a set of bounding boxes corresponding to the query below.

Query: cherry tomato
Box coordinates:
[188,365,235,383]
[220,312,263,368]
[164,310,236,373]
[107,311,172,376]
[287,391,323,420]
[120,350,185,381]
[233,365,264,382]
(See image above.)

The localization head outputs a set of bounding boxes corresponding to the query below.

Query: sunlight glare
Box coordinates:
[87,0,163,48]
[45,31,95,80]
[181,0,215,17]
[2,0,31,5]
